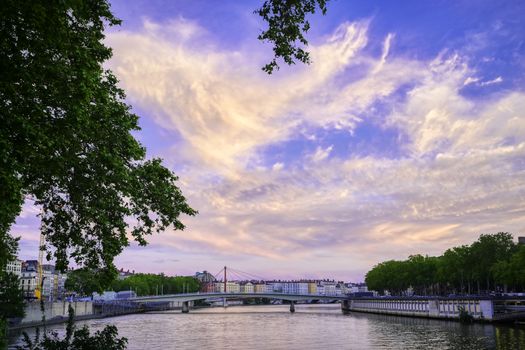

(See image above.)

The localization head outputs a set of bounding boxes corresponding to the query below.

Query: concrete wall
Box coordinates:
[348,298,494,321]
[168,301,194,308]
[22,301,93,324]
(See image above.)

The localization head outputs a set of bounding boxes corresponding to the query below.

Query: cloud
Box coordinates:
[107,20,420,177]
[463,75,503,87]
[480,76,503,86]
[310,145,334,162]
[463,76,479,86]
[272,162,284,171]
[80,18,525,279]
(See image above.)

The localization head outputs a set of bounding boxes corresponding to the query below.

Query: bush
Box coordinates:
[15,304,127,350]
[458,306,473,324]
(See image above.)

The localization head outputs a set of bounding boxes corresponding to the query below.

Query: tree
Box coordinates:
[365,260,411,296]
[492,245,525,291]
[439,245,474,294]
[406,255,438,295]
[1,0,332,287]
[470,232,516,292]
[0,272,25,319]
[256,0,329,73]
[0,233,22,347]
[65,268,105,297]
[0,272,25,349]
[16,305,127,350]
[365,233,521,297]
[111,274,200,296]
[1,0,196,282]
[509,245,525,289]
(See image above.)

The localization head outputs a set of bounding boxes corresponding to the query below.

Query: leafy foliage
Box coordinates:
[111,274,200,296]
[365,233,521,296]
[0,272,25,319]
[16,305,127,350]
[0,0,196,281]
[492,245,525,288]
[256,0,329,73]
[0,318,6,349]
[64,268,105,297]
[0,259,24,348]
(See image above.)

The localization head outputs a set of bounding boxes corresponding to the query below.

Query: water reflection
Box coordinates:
[9,304,525,349]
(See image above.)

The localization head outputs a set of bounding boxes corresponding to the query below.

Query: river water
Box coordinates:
[8,304,525,349]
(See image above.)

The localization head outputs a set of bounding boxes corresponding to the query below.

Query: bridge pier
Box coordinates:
[182,301,189,313]
[341,300,350,315]
[290,301,295,313]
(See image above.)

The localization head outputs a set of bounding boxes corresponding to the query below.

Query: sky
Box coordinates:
[14,0,525,282]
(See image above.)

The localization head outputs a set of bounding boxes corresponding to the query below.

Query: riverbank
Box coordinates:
[8,300,184,331]
[8,304,525,349]
[343,296,525,323]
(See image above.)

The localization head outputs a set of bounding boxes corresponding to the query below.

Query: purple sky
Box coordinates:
[14,0,525,282]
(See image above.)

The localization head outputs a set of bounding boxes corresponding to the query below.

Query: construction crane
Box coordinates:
[34,231,45,300]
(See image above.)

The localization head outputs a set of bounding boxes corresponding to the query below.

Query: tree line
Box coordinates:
[365,232,525,296]
[65,269,201,297]
[110,274,200,296]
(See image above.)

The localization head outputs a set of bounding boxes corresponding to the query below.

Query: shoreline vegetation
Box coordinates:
[365,232,525,297]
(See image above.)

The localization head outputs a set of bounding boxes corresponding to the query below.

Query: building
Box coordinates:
[240,282,254,293]
[346,282,371,295]
[225,281,240,293]
[281,281,309,295]
[23,260,39,272]
[308,282,318,295]
[317,284,325,295]
[212,281,241,293]
[93,291,117,301]
[519,237,525,245]
[202,282,216,293]
[20,269,38,298]
[196,271,217,293]
[116,290,137,299]
[338,282,349,294]
[321,281,337,296]
[267,282,283,293]
[117,268,135,280]
[195,271,216,283]
[213,282,224,292]
[19,261,66,301]
[4,260,22,277]
[254,283,266,293]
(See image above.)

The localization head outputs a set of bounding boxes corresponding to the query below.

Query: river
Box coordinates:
[8,304,525,349]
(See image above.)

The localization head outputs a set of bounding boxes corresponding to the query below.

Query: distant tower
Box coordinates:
[518,237,525,245]
[224,266,227,293]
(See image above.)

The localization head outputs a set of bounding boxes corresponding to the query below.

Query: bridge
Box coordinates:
[130,292,350,313]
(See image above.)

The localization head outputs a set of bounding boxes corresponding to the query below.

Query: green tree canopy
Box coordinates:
[469,232,516,291]
[111,274,200,296]
[256,0,329,73]
[0,271,25,347]
[65,268,105,297]
[365,233,521,296]
[16,305,127,350]
[0,272,25,319]
[1,0,196,280]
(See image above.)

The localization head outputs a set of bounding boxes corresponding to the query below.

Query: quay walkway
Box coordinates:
[133,292,525,321]
[12,294,524,328]
[342,296,525,322]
